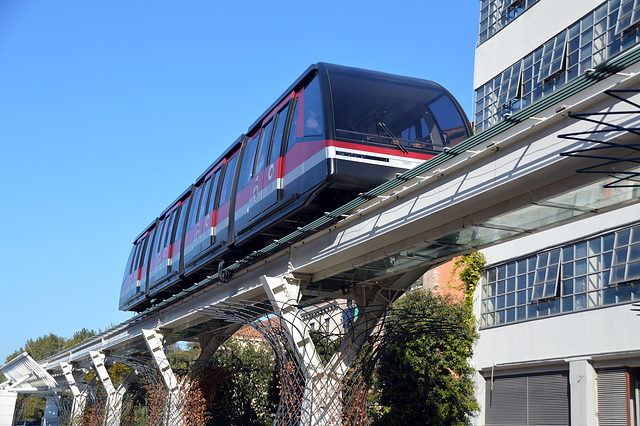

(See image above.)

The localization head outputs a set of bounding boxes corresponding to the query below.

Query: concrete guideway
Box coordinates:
[3,55,640,425]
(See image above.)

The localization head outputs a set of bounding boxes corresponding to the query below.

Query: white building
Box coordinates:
[472,1,640,425]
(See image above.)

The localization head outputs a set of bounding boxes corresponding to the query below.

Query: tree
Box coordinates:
[2,329,98,422]
[205,338,277,426]
[373,289,479,426]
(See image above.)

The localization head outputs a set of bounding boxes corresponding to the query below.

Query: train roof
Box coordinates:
[247,62,448,135]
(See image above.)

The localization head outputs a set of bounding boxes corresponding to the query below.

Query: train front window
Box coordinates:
[330,70,469,151]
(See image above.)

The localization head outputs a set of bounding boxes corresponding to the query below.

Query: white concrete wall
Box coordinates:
[474,0,604,88]
[471,205,640,426]
[0,392,17,426]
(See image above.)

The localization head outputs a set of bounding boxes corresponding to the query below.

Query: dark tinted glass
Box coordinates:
[198,178,213,221]
[239,135,260,188]
[429,95,468,146]
[220,154,238,203]
[255,120,274,173]
[303,77,323,136]
[286,100,299,152]
[270,103,290,163]
[187,186,204,229]
[331,70,469,150]
[173,197,190,243]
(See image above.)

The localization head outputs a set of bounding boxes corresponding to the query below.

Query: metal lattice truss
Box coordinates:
[199,288,460,425]
[559,89,640,187]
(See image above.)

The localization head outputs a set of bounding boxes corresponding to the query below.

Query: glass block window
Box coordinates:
[481,223,640,328]
[475,0,640,133]
[479,0,540,45]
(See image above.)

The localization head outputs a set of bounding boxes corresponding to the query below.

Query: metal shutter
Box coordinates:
[485,374,528,425]
[528,371,570,425]
[485,371,569,426]
[598,369,628,426]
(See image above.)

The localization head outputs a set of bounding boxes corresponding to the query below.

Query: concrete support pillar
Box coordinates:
[89,351,124,426]
[142,329,182,426]
[0,391,18,426]
[42,394,59,426]
[261,268,425,425]
[60,362,87,424]
[189,323,243,379]
[569,358,597,426]
[261,274,335,425]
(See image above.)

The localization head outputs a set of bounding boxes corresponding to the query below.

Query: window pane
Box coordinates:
[270,103,290,164]
[303,77,323,136]
[255,120,274,173]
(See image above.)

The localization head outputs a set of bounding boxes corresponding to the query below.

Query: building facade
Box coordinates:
[472,1,640,425]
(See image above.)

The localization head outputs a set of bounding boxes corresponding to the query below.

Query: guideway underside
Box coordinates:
[3,63,640,425]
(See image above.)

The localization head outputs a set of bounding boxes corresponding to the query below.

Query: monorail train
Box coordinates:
[120,62,472,312]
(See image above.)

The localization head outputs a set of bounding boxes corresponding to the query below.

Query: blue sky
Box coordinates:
[0,1,479,363]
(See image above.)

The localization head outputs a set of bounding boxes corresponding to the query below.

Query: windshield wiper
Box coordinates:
[374,112,408,154]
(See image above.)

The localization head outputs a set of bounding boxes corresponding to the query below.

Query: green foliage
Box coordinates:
[5,328,97,364]
[452,252,486,307]
[64,328,97,350]
[309,330,340,363]
[206,338,277,426]
[13,395,45,423]
[373,289,479,426]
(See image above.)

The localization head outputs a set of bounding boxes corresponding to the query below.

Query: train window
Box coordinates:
[270,103,290,163]
[330,70,469,149]
[198,176,217,220]
[154,219,167,254]
[197,178,213,222]
[303,77,323,137]
[134,236,147,270]
[124,245,138,279]
[428,95,468,146]
[255,119,274,173]
[145,228,157,262]
[163,210,176,247]
[187,185,205,229]
[208,168,222,212]
[285,100,299,152]
[172,196,190,244]
[219,154,238,204]
[239,134,260,188]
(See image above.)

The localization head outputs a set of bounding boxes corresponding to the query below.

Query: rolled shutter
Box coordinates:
[485,371,569,426]
[597,369,628,426]
[528,371,570,425]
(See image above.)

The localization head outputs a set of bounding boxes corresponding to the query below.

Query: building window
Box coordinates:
[616,0,640,34]
[475,0,640,133]
[481,223,640,328]
[478,0,540,45]
[538,31,568,83]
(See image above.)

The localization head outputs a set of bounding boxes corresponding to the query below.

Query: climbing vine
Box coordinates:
[451,252,486,307]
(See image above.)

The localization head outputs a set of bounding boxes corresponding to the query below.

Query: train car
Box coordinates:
[119,62,472,312]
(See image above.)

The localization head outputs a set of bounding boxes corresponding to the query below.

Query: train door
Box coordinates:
[215,149,240,245]
[281,77,327,202]
[200,166,223,253]
[260,100,292,214]
[170,193,191,276]
[148,206,178,291]
[249,119,274,220]
[235,133,261,234]
[184,184,206,267]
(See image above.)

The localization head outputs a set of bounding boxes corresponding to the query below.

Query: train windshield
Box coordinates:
[330,70,470,152]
